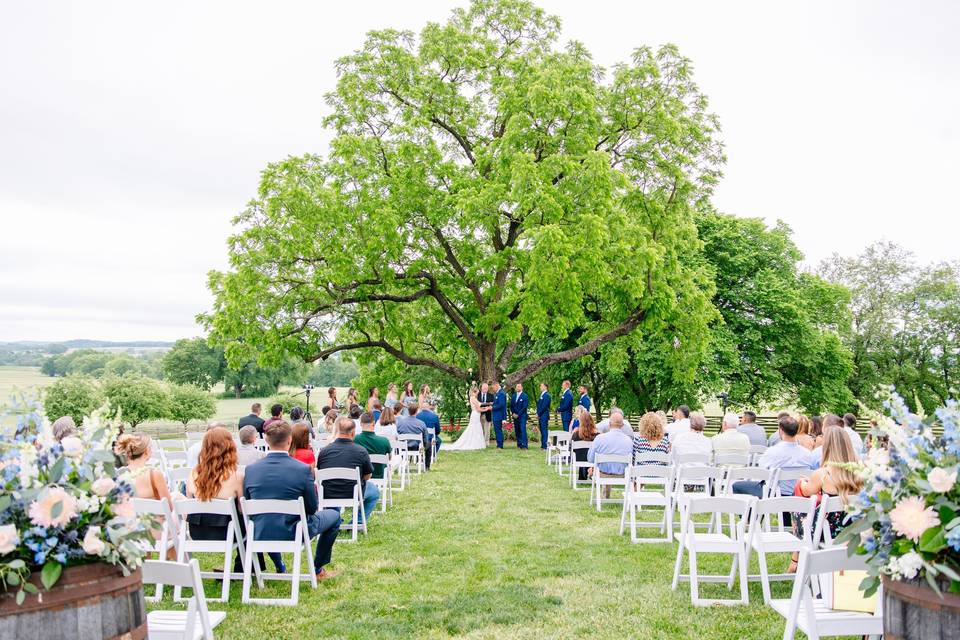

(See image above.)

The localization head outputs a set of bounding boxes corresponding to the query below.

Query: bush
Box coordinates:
[102,374,169,428]
[267,392,302,417]
[166,384,217,426]
[42,375,105,424]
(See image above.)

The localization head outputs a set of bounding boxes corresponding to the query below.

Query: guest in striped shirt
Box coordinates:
[633,412,670,464]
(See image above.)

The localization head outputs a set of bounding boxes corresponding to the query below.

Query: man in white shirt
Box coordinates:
[671,413,712,457]
[665,405,691,439]
[712,412,751,456]
[187,421,227,467]
[843,413,865,455]
[237,425,266,466]
[597,407,633,435]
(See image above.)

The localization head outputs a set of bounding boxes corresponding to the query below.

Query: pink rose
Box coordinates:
[91,477,116,496]
[112,497,136,520]
[928,467,957,493]
[82,526,106,556]
[0,524,18,555]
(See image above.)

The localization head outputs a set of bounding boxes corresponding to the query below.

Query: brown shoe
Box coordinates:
[316,569,339,581]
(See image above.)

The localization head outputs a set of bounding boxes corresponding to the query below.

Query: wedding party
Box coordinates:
[2,0,959,638]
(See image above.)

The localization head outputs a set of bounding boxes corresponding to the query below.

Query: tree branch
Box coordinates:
[309,340,470,380]
[504,308,648,385]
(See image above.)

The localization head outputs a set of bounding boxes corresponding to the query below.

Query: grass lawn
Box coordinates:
[145,448,845,639]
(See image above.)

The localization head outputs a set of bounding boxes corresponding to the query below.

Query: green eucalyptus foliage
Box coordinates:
[202,0,723,387]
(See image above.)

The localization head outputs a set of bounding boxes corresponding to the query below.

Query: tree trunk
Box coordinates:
[476,343,497,384]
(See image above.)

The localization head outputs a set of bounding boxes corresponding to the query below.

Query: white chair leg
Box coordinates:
[671,536,685,590]
[739,547,749,604]
[757,547,772,604]
[689,548,700,604]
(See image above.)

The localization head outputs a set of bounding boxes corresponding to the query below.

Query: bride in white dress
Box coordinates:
[445,385,487,451]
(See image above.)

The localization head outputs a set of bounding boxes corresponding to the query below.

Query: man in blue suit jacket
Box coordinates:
[243,421,341,580]
[491,381,508,449]
[556,379,574,431]
[510,383,530,450]
[578,385,592,413]
[535,382,551,449]
[417,403,442,453]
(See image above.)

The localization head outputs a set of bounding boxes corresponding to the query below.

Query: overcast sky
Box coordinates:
[1,1,957,342]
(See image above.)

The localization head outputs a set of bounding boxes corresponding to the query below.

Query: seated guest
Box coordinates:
[665,405,691,439]
[237,425,265,466]
[712,412,751,456]
[289,422,315,466]
[375,406,398,439]
[571,410,598,481]
[262,404,284,431]
[371,401,383,424]
[349,403,363,429]
[290,406,315,439]
[733,415,815,499]
[114,433,175,556]
[238,403,266,437]
[736,410,767,446]
[188,421,228,467]
[52,416,78,441]
[244,421,341,581]
[587,414,633,498]
[789,426,863,572]
[354,412,392,487]
[417,401,442,453]
[316,417,379,521]
[633,411,670,464]
[809,415,824,448]
[671,413,712,458]
[767,411,792,447]
[321,408,338,436]
[185,426,277,573]
[842,412,864,455]
[396,405,432,469]
[811,414,844,465]
[795,415,816,450]
[597,407,632,435]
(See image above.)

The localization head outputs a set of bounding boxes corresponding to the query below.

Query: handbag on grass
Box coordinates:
[831,569,878,613]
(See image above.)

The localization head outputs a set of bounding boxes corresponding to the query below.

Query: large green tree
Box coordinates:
[203,0,723,386]
[161,338,225,390]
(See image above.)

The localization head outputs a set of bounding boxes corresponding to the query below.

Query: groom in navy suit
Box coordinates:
[536,383,551,449]
[556,379,574,431]
[491,381,507,449]
[510,383,530,450]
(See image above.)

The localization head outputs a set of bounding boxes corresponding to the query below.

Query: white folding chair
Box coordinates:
[674,452,711,466]
[173,498,260,603]
[771,546,883,640]
[811,496,848,548]
[239,497,318,606]
[721,467,774,497]
[428,427,439,463]
[368,454,392,511]
[619,464,673,543]
[671,495,753,606]
[166,466,192,495]
[546,430,566,465]
[185,432,206,443]
[769,468,812,532]
[554,432,572,475]
[158,439,188,452]
[741,496,818,604]
[672,465,723,530]
[144,559,226,640]
[397,434,425,476]
[568,441,594,490]
[316,467,366,542]
[714,452,751,467]
[254,437,269,452]
[161,450,190,473]
[391,439,410,491]
[634,451,671,466]
[133,498,178,602]
[749,444,768,466]
[591,454,630,511]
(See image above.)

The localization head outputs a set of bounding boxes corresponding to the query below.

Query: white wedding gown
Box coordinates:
[445,398,487,451]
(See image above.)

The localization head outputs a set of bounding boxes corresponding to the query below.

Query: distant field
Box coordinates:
[0,366,342,435]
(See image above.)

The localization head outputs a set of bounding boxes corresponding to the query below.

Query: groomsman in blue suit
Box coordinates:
[491,381,508,449]
[535,382,551,449]
[578,385,592,413]
[511,383,530,450]
[556,380,574,431]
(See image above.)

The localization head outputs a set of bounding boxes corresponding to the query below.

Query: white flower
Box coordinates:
[82,526,106,556]
[60,436,84,458]
[91,477,115,496]
[0,524,18,554]
[928,467,957,493]
[898,551,923,580]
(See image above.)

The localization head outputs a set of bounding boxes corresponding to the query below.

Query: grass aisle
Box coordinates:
[167,449,801,639]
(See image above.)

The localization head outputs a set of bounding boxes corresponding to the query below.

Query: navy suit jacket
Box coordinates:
[418,409,440,442]
[536,392,551,417]
[579,394,592,412]
[491,389,507,421]
[511,392,529,419]
[243,452,318,541]
[557,389,574,416]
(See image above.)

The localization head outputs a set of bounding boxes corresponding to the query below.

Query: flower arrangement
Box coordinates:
[838,388,960,596]
[0,395,155,605]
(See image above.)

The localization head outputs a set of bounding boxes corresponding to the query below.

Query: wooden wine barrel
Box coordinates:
[884,576,960,640]
[0,563,146,640]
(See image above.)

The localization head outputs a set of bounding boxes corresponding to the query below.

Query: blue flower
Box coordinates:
[45,536,59,548]
[53,552,67,564]
[948,527,960,553]
[33,550,46,565]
